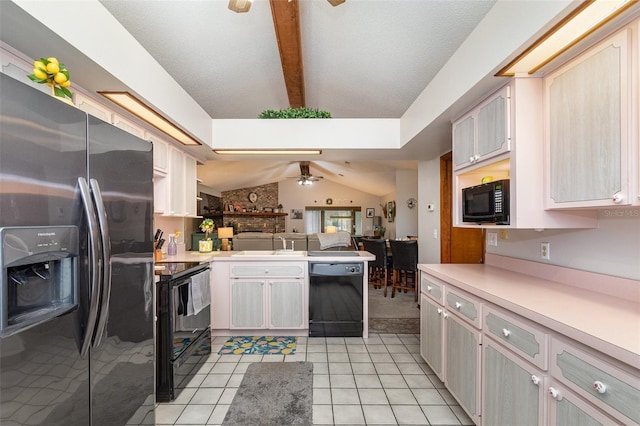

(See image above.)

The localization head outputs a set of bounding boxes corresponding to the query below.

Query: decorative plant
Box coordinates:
[226,220,239,234]
[199,218,215,240]
[258,107,331,119]
[27,57,72,100]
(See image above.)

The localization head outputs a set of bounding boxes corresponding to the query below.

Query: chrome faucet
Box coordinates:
[278,236,286,250]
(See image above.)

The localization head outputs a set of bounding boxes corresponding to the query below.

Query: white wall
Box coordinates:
[486,211,640,280]
[394,169,419,239]
[418,158,442,264]
[278,178,382,234]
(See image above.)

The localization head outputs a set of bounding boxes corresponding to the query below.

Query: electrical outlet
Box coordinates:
[487,232,498,246]
[541,242,550,260]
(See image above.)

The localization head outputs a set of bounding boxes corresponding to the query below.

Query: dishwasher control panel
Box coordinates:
[309,262,363,276]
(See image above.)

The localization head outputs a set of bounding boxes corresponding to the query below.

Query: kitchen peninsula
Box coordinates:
[159,250,374,337]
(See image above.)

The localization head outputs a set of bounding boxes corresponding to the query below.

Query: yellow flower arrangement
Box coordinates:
[27,57,72,100]
[200,218,215,240]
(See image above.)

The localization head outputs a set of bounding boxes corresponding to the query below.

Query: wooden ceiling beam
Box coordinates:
[269,0,305,108]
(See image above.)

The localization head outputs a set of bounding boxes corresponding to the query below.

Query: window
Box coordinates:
[304,207,362,235]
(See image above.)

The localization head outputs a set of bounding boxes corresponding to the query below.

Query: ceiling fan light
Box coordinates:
[327,0,345,6]
[228,0,252,13]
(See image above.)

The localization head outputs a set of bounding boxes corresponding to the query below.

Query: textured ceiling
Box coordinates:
[96,0,495,194]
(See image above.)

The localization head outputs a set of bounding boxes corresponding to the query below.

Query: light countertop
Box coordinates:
[419,263,640,370]
[157,250,374,263]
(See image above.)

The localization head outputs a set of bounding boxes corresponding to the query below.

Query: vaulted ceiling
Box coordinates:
[2,1,614,196]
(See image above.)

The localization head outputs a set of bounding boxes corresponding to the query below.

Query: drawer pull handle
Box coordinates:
[427,285,433,292]
[437,308,443,316]
[531,375,540,385]
[455,302,462,309]
[502,328,511,337]
[593,381,607,394]
[548,387,560,399]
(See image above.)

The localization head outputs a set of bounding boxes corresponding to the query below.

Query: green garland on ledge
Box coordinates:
[258,107,331,119]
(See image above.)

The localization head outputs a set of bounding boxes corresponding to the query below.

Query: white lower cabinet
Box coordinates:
[550,337,639,425]
[420,293,444,380]
[420,271,638,426]
[228,262,307,331]
[419,273,482,425]
[547,382,618,426]
[483,338,546,426]
[230,278,305,329]
[445,311,481,425]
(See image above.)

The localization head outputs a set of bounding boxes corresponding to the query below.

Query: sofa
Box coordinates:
[231,232,353,251]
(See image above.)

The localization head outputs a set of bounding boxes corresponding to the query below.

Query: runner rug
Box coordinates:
[217,336,297,355]
[222,362,313,425]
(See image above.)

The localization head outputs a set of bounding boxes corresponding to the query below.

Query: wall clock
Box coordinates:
[407,198,417,209]
[248,192,258,203]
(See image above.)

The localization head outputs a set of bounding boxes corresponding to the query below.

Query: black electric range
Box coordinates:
[155,261,211,402]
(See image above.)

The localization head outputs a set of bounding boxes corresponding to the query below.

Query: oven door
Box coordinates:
[170,270,211,362]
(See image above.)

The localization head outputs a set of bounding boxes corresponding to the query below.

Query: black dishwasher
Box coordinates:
[308,261,363,337]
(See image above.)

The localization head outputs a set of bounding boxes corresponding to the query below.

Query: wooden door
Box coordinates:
[440,152,484,263]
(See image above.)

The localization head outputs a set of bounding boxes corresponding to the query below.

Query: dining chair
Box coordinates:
[389,239,418,301]
[362,238,389,297]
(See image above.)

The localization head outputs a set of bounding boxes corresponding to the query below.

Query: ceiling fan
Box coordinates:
[294,161,324,185]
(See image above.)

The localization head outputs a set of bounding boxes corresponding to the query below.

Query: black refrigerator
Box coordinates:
[0,73,155,425]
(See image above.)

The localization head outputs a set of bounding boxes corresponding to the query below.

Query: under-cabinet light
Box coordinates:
[497,0,636,76]
[99,91,201,146]
[214,149,322,155]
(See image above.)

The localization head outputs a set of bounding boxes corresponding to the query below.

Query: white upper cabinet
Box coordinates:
[149,134,169,175]
[453,78,598,229]
[112,114,146,139]
[75,93,112,123]
[453,85,510,170]
[545,25,636,208]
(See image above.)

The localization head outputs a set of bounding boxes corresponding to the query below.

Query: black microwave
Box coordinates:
[462,179,510,224]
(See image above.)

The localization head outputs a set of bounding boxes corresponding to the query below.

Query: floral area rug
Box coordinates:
[218,336,297,355]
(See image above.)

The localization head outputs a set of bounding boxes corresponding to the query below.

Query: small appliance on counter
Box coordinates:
[462,179,510,224]
[155,261,211,402]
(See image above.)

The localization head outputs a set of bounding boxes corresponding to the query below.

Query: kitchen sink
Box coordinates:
[231,250,305,256]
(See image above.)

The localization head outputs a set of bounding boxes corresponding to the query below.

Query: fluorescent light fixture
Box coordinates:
[214,149,322,155]
[497,0,636,76]
[228,0,252,13]
[99,91,201,146]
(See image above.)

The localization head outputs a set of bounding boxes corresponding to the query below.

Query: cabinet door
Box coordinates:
[545,29,631,208]
[445,312,481,425]
[483,338,545,426]
[150,135,169,174]
[230,280,265,329]
[268,279,305,329]
[453,115,475,169]
[548,382,617,426]
[184,154,197,217]
[168,147,185,215]
[477,85,509,161]
[75,93,112,123]
[112,114,145,138]
[420,294,444,380]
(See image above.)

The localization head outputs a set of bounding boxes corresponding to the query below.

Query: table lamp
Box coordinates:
[326,226,337,233]
[218,227,234,251]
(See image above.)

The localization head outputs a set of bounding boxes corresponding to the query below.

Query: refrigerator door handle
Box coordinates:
[78,177,102,358]
[89,178,112,349]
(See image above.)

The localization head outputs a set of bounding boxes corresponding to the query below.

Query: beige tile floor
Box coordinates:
[155,333,475,425]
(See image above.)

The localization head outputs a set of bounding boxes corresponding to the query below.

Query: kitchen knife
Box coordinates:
[156,238,165,249]
[154,229,162,242]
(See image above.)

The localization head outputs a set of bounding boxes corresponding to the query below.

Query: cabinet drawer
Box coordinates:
[548,381,621,426]
[445,287,482,329]
[230,263,305,278]
[550,338,640,425]
[484,306,548,370]
[420,273,444,304]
